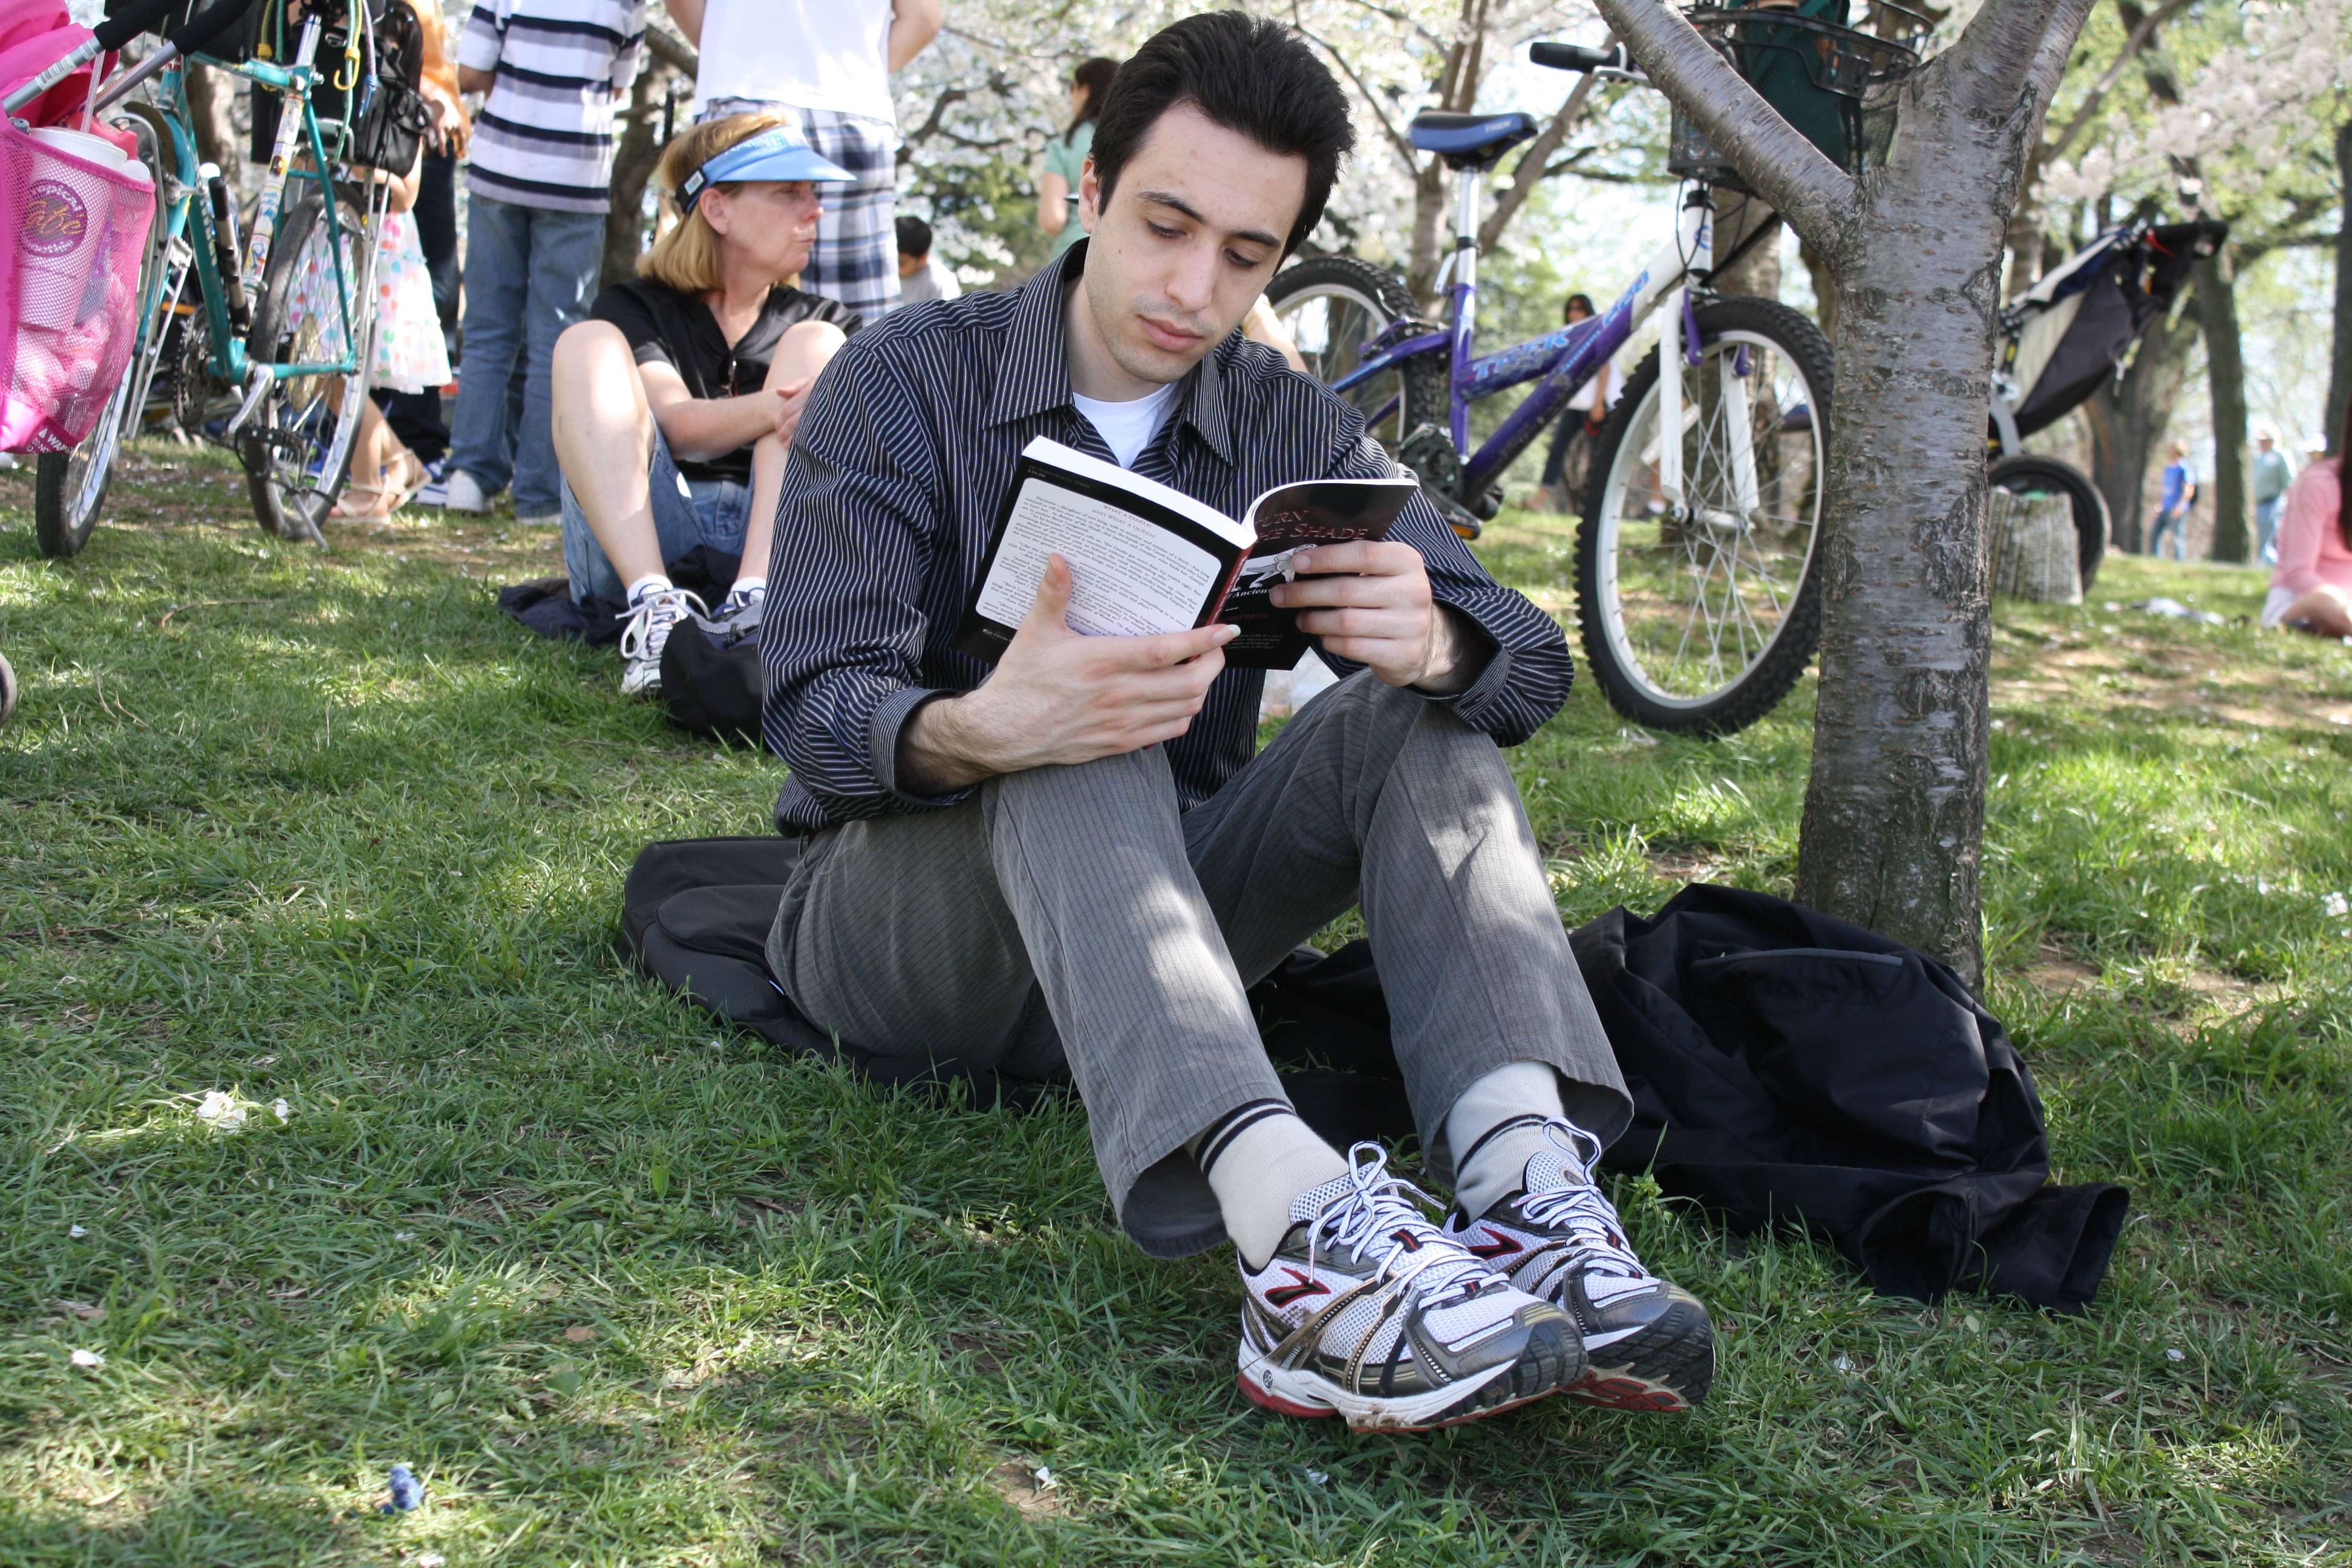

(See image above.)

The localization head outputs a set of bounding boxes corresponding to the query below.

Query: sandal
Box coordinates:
[329,482,396,520]
[382,449,429,511]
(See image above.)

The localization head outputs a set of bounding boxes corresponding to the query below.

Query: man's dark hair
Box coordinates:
[895,214,933,261]
[1089,12,1353,256]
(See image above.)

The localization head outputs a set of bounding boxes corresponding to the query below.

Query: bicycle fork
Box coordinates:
[1655,189,1714,514]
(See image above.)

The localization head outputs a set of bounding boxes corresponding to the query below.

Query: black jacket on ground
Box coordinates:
[1569,884,2128,1312]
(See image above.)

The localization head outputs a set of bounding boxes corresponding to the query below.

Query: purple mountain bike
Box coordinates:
[1266,42,1836,736]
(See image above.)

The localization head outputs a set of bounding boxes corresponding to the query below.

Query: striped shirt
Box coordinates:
[458,0,644,213]
[762,243,1576,835]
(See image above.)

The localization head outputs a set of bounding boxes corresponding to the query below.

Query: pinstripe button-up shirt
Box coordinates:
[762,244,1575,834]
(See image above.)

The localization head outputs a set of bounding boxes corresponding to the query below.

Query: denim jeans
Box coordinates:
[559,423,751,604]
[448,195,605,515]
[2148,507,2189,560]
[2256,496,2283,564]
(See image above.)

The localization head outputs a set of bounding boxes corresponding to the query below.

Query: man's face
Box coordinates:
[898,249,926,279]
[704,180,824,283]
[1073,102,1307,390]
[2258,436,2274,451]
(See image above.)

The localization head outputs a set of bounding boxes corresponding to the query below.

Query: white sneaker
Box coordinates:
[443,470,488,514]
[1236,1143,1582,1432]
[617,585,708,697]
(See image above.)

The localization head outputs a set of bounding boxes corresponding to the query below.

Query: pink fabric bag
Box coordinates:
[0,120,154,451]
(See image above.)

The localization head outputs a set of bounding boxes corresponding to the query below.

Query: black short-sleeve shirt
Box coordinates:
[589,279,861,485]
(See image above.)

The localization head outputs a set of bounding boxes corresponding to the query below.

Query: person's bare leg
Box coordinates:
[333,398,399,518]
[2282,586,2352,636]
[739,319,848,583]
[550,320,665,586]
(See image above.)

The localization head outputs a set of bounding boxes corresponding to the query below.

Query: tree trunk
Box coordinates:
[1711,189,1780,301]
[1406,157,1449,307]
[1799,234,1837,341]
[2195,249,2249,562]
[183,59,241,174]
[2083,300,2194,554]
[604,66,670,289]
[1789,71,2023,991]
[2330,117,2352,456]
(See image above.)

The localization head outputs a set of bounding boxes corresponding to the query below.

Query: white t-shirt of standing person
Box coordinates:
[684,0,898,123]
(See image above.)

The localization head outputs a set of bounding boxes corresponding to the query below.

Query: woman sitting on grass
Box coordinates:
[2263,402,2350,637]
[550,113,859,697]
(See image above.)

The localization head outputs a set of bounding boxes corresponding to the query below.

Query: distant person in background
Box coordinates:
[1038,56,1119,259]
[894,215,960,304]
[384,0,468,492]
[444,0,645,525]
[1529,292,1610,514]
[549,116,857,697]
[666,0,942,319]
[2148,442,2196,561]
[2263,403,2351,637]
[2252,428,2293,566]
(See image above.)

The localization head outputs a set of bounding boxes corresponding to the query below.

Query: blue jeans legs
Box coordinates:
[447,195,604,515]
[560,423,752,605]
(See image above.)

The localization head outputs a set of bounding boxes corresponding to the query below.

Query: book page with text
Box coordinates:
[972,478,1226,637]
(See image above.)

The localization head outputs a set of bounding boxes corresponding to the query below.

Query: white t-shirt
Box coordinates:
[691,0,897,125]
[1071,382,1180,470]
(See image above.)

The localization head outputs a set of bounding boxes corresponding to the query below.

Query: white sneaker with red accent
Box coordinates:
[1236,1143,1584,1432]
[1442,1122,1715,1411]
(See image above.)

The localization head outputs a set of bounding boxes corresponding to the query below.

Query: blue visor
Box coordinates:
[678,124,855,212]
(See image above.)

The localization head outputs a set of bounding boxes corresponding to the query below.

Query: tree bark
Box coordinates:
[2330,117,2352,457]
[605,65,671,289]
[2083,298,2194,553]
[2195,249,2249,562]
[1711,189,1780,301]
[1595,0,2097,988]
[1800,234,1838,341]
[183,59,241,174]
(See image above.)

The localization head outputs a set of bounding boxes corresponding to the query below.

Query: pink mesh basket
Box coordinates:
[0,120,154,454]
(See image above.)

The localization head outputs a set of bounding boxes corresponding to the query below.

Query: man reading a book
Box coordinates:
[759,11,1714,1432]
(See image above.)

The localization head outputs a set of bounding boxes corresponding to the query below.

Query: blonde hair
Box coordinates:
[638,111,802,293]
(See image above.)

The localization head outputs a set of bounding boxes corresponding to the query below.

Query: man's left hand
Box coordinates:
[1269,540,1477,694]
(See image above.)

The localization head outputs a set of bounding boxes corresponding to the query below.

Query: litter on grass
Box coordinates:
[1034,1467,1056,1489]
[69,1348,105,1368]
[2134,596,2229,625]
[381,1464,423,1512]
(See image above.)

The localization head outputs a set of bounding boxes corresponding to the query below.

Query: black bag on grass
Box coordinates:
[659,624,765,743]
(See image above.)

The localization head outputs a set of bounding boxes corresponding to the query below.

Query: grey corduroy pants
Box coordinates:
[766,671,1630,1258]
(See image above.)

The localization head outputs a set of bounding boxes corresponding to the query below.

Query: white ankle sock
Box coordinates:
[1194,1102,1348,1272]
[626,573,672,604]
[1446,1060,1567,1221]
[728,575,766,599]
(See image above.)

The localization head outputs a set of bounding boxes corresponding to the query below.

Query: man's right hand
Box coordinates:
[897,554,1236,794]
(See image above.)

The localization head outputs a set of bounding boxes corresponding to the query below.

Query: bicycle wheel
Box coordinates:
[1266,255,1448,454]
[33,106,173,558]
[1576,297,1834,737]
[240,191,374,544]
[0,650,16,727]
[1988,453,2107,590]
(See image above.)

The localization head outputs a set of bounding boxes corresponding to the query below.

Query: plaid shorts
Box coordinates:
[700,100,902,319]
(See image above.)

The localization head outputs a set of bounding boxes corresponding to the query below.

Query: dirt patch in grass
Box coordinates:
[988,1460,1066,1520]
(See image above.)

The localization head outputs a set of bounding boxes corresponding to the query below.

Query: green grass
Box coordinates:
[2,471,2348,1566]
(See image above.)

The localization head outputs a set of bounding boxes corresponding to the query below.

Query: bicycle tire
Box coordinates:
[0,650,15,727]
[239,191,373,545]
[1988,453,2107,590]
[1266,255,1449,456]
[1576,296,1835,737]
[33,106,173,558]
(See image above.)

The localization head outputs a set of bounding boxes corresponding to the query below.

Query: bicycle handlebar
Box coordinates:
[91,0,180,54]
[165,0,262,62]
[1530,41,1640,76]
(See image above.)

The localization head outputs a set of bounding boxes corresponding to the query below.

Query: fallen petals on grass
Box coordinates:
[69,1348,105,1368]
[196,1090,247,1131]
[66,1224,87,1239]
[272,1097,290,1122]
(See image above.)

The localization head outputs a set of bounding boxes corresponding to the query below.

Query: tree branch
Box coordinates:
[642,23,696,77]
[1942,0,2076,119]
[1590,0,1858,241]
[1295,22,1420,169]
[1478,36,1613,252]
[2037,0,2192,171]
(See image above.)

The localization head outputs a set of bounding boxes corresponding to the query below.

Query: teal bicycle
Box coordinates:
[19,0,382,555]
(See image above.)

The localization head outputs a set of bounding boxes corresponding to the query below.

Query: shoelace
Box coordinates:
[1515,1123,1653,1283]
[619,587,705,661]
[1305,1143,1497,1305]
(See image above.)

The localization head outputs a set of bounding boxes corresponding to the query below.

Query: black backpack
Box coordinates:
[247,0,434,175]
